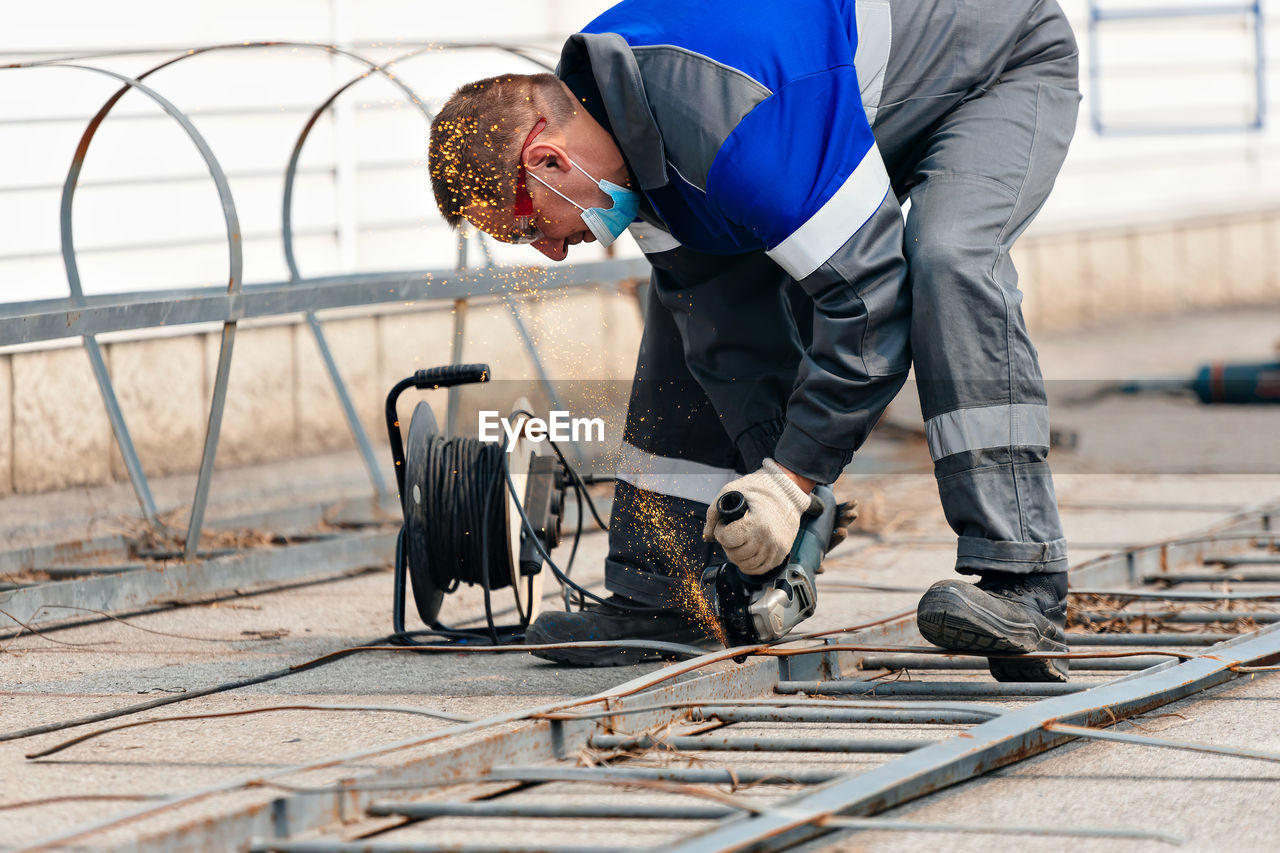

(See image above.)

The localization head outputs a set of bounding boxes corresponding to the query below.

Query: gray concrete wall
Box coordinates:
[1017,211,1280,330]
[3,208,1280,497]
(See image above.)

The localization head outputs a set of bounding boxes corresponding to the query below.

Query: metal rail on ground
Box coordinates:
[11,504,1277,852]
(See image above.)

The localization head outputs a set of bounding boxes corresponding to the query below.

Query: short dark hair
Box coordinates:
[428,73,575,229]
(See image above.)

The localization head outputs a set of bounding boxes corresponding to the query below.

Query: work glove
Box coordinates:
[702,459,813,575]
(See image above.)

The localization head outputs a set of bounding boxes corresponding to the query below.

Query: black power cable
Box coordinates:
[418,436,508,594]
[499,455,664,615]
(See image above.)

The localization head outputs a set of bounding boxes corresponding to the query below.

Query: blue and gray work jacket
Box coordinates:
[557,0,1060,483]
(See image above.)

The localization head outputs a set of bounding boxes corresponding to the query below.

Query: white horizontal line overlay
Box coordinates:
[766,144,891,281]
[628,221,682,254]
[925,404,1052,461]
[614,441,739,506]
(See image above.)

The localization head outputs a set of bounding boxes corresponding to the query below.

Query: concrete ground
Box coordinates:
[0,306,1278,850]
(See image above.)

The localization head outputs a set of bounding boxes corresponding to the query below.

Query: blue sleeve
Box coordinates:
[707,67,912,483]
[706,66,890,279]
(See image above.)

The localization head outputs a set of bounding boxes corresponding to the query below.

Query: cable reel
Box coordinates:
[385,364,567,644]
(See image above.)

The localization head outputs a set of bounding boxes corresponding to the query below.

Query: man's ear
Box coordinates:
[526,141,573,175]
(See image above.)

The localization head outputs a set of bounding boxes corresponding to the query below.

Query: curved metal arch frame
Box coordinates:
[74,41,554,509]
[26,42,441,556]
[47,56,256,560]
[277,43,564,460]
[281,40,555,280]
[6,61,245,555]
[5,41,572,560]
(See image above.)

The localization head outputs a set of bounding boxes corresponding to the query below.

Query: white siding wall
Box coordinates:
[1,0,617,302]
[1,1,1278,497]
[4,1,1280,302]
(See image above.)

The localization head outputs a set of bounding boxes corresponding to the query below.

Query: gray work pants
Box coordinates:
[606,1,1080,606]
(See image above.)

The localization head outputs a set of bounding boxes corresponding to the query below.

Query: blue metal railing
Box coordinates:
[1087,1,1266,135]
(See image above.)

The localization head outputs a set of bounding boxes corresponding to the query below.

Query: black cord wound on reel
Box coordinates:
[386,364,531,645]
[417,436,509,595]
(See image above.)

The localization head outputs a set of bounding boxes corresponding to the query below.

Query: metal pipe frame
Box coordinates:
[13,632,795,852]
[250,824,1186,852]
[16,616,923,850]
[0,530,397,634]
[1066,632,1234,645]
[667,622,1280,852]
[1,42,634,561]
[588,734,934,753]
[7,445,1269,845]
[1069,502,1278,589]
[251,844,626,853]
[855,654,1167,672]
[369,801,740,820]
[1073,587,1280,601]
[0,261,648,346]
[44,60,251,529]
[688,707,990,725]
[1043,722,1280,763]
[1086,0,1265,136]
[1203,553,1280,566]
[17,524,1280,853]
[538,697,1006,724]
[486,765,843,786]
[41,51,258,543]
[776,680,1086,697]
[1074,611,1280,624]
[1143,571,1280,583]
[0,495,391,626]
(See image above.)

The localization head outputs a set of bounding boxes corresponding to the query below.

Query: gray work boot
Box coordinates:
[525,595,719,667]
[916,571,1069,682]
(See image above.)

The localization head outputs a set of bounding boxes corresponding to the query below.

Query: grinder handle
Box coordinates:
[413,363,490,388]
[717,490,749,524]
[716,488,824,526]
[789,484,838,571]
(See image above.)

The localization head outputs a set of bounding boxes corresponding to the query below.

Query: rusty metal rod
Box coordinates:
[1073,587,1280,601]
[486,765,841,785]
[26,705,473,760]
[857,654,1168,672]
[537,698,1006,723]
[250,843,623,853]
[1065,632,1236,645]
[369,801,738,820]
[590,734,933,753]
[1144,572,1280,584]
[778,680,1085,697]
[1074,611,1280,623]
[689,706,990,725]
[1203,554,1280,567]
[763,644,1198,662]
[815,816,1185,844]
[1044,722,1280,763]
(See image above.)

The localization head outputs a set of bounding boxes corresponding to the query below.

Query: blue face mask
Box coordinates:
[529,158,640,248]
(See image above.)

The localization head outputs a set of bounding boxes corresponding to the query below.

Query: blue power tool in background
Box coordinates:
[1110,360,1280,404]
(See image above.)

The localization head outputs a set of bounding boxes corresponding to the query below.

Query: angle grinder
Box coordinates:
[700,483,839,647]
